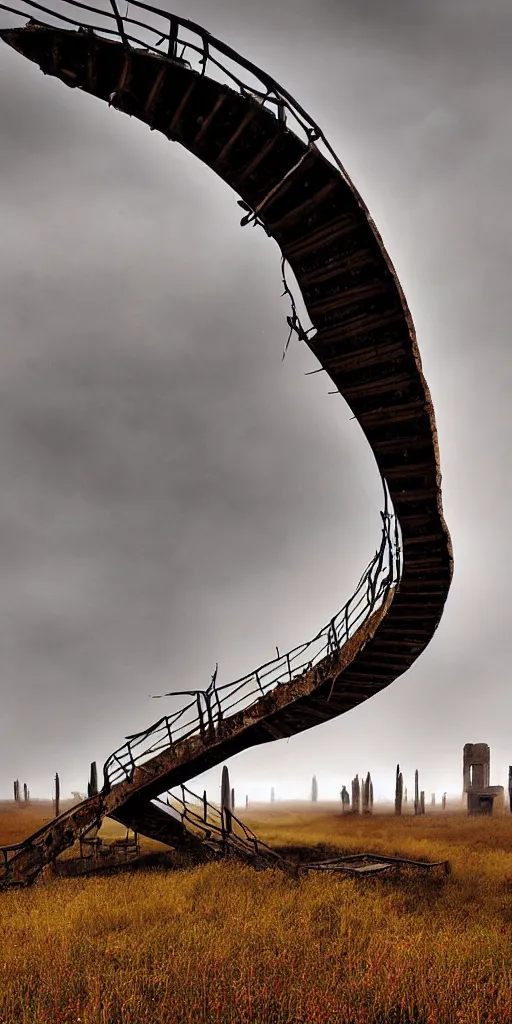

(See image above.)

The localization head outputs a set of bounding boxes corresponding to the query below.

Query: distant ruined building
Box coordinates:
[463,743,504,815]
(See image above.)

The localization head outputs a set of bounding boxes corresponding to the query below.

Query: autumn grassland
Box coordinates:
[0,801,511,1024]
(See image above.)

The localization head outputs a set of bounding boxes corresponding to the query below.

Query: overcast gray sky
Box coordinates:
[0,0,510,805]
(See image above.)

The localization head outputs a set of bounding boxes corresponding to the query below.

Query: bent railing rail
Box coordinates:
[0,0,358,177]
[158,783,285,867]
[103,483,401,789]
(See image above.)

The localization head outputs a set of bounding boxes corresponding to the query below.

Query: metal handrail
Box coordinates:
[102,482,401,789]
[157,782,284,865]
[0,0,366,186]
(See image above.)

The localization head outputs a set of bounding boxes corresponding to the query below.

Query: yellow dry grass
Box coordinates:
[0,802,511,1024]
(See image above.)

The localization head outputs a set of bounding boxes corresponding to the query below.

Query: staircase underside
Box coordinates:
[0,17,453,887]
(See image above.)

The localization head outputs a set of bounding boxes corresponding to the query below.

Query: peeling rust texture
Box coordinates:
[0,20,453,886]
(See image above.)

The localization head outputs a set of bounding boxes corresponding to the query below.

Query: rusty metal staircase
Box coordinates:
[0,3,453,888]
[0,785,284,886]
[155,784,285,870]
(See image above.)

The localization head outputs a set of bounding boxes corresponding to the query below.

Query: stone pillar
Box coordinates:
[54,773,60,818]
[363,772,371,814]
[395,764,403,815]
[88,762,98,798]
[221,766,231,835]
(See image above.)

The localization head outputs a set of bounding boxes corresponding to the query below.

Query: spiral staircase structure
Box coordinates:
[0,3,452,887]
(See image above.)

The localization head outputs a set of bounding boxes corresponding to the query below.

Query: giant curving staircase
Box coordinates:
[0,2,453,887]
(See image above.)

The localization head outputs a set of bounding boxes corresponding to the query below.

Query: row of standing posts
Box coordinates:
[396,766,445,815]
[22,756,512,824]
[340,773,374,814]
[352,773,374,814]
[13,780,30,803]
[397,765,424,815]
[262,758,512,815]
[339,767,448,815]
[74,758,512,820]
[13,761,99,817]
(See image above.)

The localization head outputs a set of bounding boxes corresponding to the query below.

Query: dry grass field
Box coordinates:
[1,800,511,1024]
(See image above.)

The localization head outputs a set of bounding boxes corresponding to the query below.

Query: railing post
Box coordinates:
[168,15,178,59]
[196,693,206,741]
[165,717,173,747]
[394,514,401,583]
[204,691,215,739]
[344,601,350,642]
[200,36,209,76]
[109,0,129,49]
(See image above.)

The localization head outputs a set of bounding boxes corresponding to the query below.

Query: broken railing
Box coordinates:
[0,796,102,884]
[158,782,284,867]
[0,0,367,190]
[103,485,401,789]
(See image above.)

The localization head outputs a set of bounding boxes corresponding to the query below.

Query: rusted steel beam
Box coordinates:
[236,133,280,183]
[300,251,376,286]
[214,107,257,168]
[168,79,197,132]
[323,341,407,374]
[267,181,338,233]
[307,281,389,315]
[193,91,229,145]
[357,402,427,427]
[143,64,168,117]
[284,216,360,259]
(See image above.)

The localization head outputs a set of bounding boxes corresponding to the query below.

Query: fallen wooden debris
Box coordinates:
[300,853,450,877]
